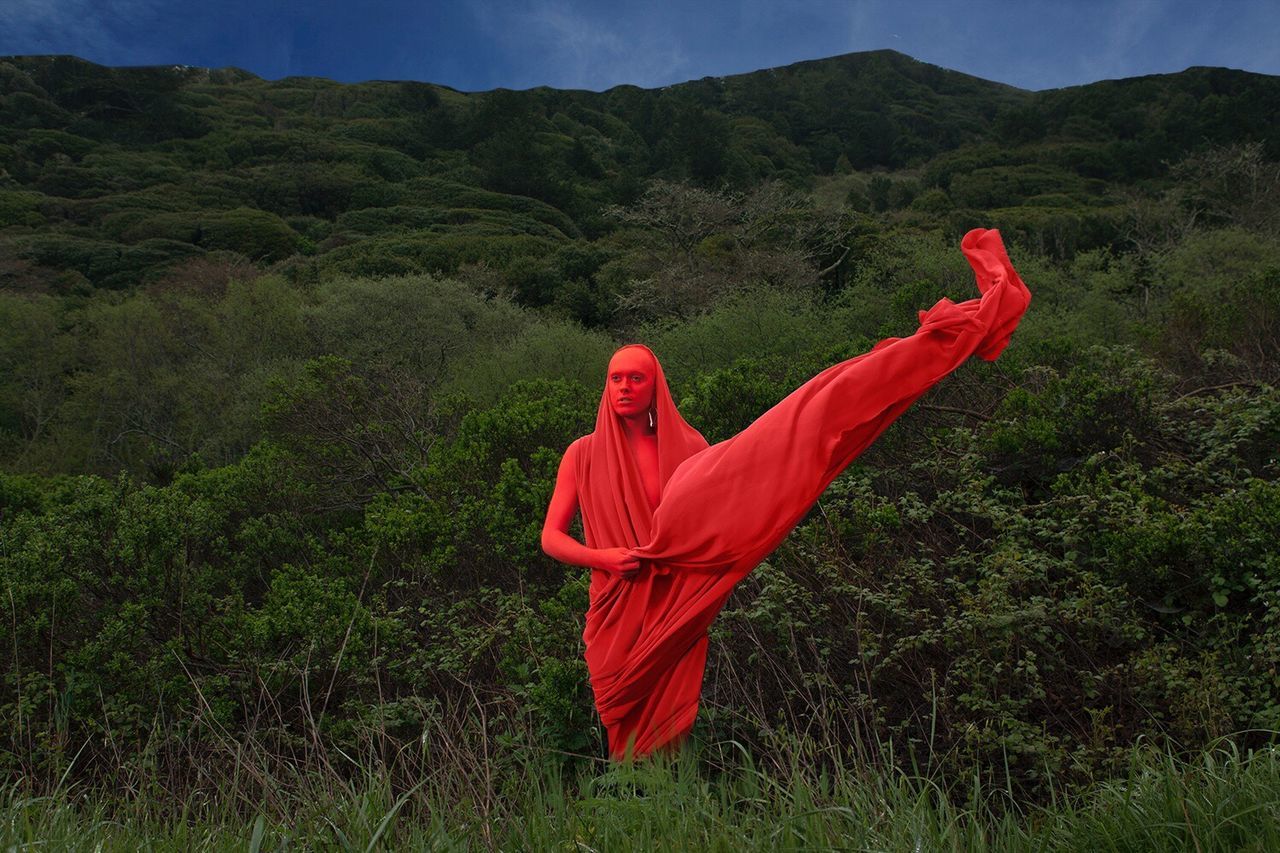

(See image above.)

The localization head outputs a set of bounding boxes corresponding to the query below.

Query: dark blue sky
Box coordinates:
[2,0,1277,92]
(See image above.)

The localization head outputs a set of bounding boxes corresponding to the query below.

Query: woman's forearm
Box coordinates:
[541,527,601,570]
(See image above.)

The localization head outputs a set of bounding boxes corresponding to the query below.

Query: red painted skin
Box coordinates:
[542,347,661,582]
[541,228,1033,761]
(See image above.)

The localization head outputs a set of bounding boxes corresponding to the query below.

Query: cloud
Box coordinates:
[467,0,690,90]
[0,0,307,80]
[1077,0,1166,82]
[0,0,168,62]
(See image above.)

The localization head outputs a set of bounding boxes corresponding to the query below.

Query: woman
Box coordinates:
[541,228,1032,761]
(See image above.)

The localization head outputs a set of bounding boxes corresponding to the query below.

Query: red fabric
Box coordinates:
[570,228,1031,760]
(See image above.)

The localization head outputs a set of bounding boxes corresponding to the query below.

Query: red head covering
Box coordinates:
[574,344,708,555]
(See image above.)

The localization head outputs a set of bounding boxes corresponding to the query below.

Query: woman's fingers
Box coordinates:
[616,552,642,579]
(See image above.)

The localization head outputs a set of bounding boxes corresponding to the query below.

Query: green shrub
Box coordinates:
[0,189,46,227]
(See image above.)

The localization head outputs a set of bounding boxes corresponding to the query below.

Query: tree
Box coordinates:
[1172,142,1280,236]
[0,293,72,468]
[601,179,858,325]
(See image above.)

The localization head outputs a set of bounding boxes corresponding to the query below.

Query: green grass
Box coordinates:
[4,738,1278,851]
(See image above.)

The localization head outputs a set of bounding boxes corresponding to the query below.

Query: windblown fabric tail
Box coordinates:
[627,227,1031,574]
[595,228,1031,760]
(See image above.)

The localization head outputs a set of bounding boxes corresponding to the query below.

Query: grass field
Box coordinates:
[4,737,1278,851]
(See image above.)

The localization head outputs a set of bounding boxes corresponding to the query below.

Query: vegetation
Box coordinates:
[1,49,1278,845]
[0,52,1277,301]
[3,739,1279,850]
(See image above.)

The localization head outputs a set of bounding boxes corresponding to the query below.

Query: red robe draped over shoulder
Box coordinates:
[570,228,1031,760]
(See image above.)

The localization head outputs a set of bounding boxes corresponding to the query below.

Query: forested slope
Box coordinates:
[1,50,1278,813]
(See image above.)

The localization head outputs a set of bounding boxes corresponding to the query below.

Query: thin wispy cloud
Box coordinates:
[1084,0,1168,82]
[467,0,689,90]
[0,0,1274,91]
[0,0,168,63]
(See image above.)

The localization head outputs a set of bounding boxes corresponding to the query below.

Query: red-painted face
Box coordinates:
[607,347,656,420]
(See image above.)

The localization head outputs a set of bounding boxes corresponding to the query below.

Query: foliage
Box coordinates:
[2,50,1280,818]
[3,53,1277,297]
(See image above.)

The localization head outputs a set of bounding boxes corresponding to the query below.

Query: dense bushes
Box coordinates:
[0,272,537,478]
[2,305,1277,802]
[116,207,301,261]
[3,53,1280,810]
[4,55,1277,296]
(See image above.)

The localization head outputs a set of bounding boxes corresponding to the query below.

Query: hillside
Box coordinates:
[1,50,1276,300]
[1,47,1279,825]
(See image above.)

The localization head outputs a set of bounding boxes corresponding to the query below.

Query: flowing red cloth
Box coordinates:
[571,228,1031,760]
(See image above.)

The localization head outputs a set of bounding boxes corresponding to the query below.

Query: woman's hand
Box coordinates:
[541,441,643,581]
[595,547,642,580]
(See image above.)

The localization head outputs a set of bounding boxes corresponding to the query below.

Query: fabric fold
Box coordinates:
[571,228,1031,760]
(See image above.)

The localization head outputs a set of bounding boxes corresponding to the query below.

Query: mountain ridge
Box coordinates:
[4,47,1272,94]
[1,47,1276,294]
